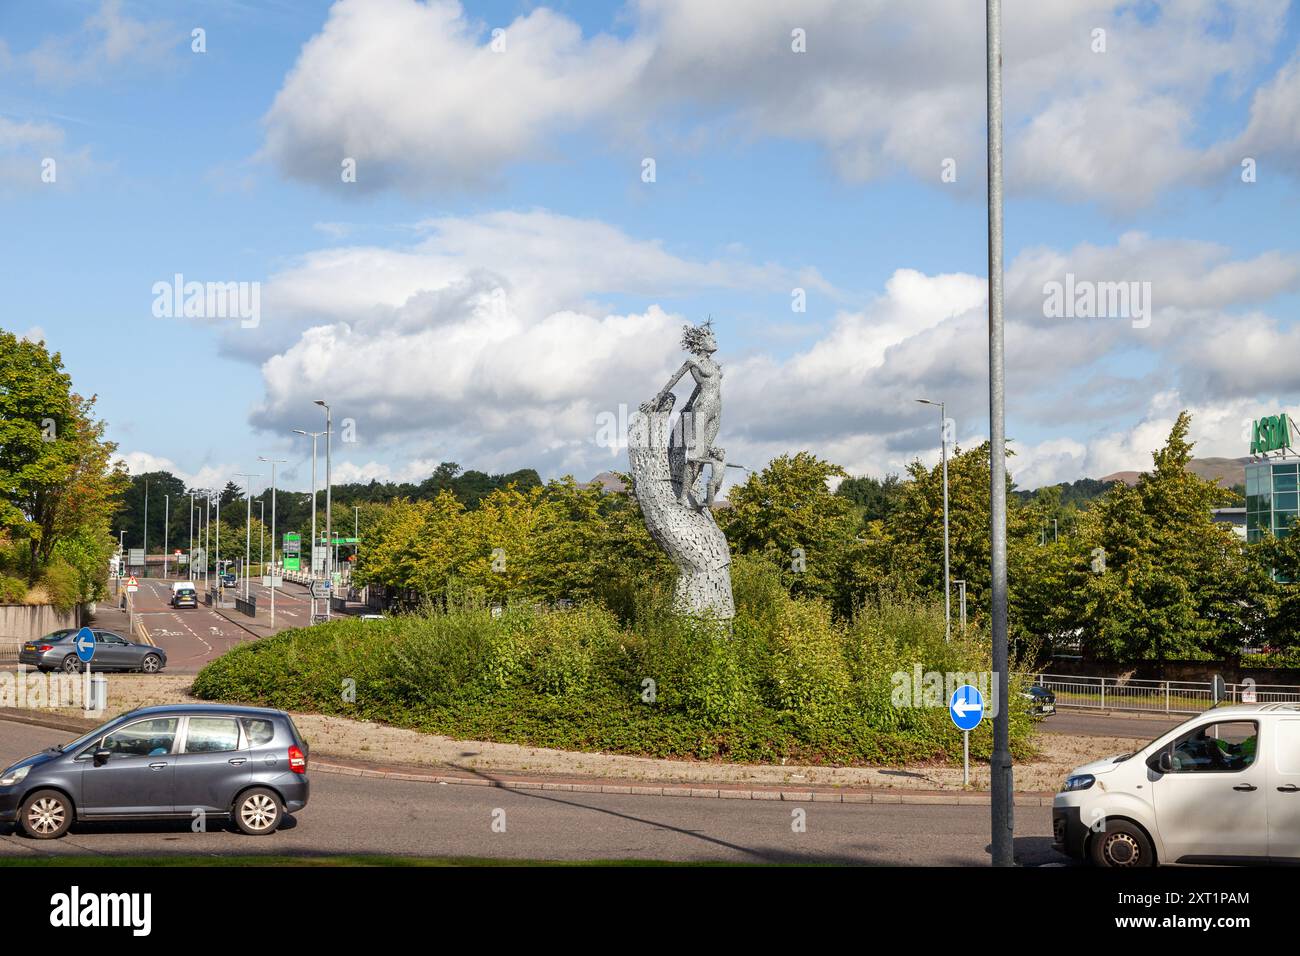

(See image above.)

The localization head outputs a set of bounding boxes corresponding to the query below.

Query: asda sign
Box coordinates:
[1251,413,1293,455]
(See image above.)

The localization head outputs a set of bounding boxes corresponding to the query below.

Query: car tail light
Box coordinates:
[288,745,307,774]
[39,645,53,652]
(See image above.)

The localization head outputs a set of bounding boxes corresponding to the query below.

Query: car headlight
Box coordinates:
[1062,773,1095,793]
[0,765,30,787]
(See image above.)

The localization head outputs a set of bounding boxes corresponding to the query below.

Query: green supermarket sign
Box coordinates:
[1251,413,1293,455]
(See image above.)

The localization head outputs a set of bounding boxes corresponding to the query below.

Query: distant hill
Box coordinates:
[1100,456,1249,490]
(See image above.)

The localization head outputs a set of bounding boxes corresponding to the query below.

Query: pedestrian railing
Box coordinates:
[1019,672,1300,716]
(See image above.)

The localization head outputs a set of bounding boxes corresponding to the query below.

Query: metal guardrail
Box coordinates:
[1021,672,1300,715]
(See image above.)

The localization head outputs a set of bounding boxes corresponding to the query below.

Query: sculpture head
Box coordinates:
[681,319,717,357]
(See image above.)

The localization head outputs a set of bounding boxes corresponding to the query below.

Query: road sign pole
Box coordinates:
[964,730,970,786]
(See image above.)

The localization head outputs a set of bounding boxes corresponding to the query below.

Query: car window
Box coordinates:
[241,718,276,747]
[1165,720,1258,773]
[184,717,241,753]
[1277,720,1300,775]
[101,717,180,757]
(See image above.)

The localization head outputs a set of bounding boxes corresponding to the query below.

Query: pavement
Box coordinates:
[0,719,1066,865]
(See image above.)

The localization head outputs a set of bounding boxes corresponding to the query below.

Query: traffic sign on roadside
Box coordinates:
[950,684,983,786]
[126,576,139,593]
[74,627,96,663]
[310,580,331,599]
[949,684,984,731]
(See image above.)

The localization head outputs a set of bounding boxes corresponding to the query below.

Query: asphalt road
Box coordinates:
[103,576,320,673]
[1037,710,1188,739]
[0,720,1066,865]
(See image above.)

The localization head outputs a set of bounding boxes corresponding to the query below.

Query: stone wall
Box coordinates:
[0,605,82,662]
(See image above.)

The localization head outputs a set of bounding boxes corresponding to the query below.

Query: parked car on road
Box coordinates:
[0,704,309,839]
[1054,702,1300,866]
[1023,685,1056,718]
[18,629,167,674]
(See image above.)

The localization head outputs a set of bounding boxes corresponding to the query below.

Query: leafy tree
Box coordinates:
[1077,412,1262,661]
[0,332,125,589]
[836,473,904,523]
[718,452,857,603]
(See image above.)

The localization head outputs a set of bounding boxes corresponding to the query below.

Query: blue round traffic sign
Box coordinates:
[74,626,96,663]
[949,684,983,731]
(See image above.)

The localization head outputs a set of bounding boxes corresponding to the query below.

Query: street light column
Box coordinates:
[987,0,1014,867]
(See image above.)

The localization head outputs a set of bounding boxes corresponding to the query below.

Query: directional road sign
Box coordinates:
[74,626,96,663]
[949,684,984,732]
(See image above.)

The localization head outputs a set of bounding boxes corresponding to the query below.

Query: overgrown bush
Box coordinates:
[193,586,1036,766]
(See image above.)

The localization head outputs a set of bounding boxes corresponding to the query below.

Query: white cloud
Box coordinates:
[232,217,1300,488]
[261,0,1292,206]
[114,451,243,494]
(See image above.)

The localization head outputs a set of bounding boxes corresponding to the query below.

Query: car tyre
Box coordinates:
[141,654,162,674]
[60,655,81,674]
[19,789,73,840]
[1090,820,1154,867]
[234,787,283,836]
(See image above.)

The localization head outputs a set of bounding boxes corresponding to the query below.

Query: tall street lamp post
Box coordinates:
[162,494,170,579]
[293,428,325,578]
[234,473,261,602]
[259,457,288,628]
[314,401,332,588]
[917,398,950,641]
[986,0,1014,867]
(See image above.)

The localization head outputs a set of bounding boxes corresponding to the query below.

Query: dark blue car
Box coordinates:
[0,704,309,839]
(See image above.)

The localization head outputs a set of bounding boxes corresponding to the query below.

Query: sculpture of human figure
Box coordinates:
[654,320,725,509]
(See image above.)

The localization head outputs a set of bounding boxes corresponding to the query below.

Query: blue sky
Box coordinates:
[4,0,1300,496]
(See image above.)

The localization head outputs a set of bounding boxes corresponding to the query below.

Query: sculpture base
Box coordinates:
[629,398,735,620]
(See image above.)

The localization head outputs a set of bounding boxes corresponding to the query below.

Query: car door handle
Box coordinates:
[228,758,247,766]
[1233,783,1257,791]
[149,762,168,770]
[1279,784,1300,793]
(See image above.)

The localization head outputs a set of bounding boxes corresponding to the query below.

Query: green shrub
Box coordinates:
[192,589,1037,766]
[0,574,25,603]
[40,559,81,613]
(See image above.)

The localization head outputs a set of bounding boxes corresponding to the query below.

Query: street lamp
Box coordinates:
[259,457,288,628]
[917,398,951,642]
[234,473,261,602]
[314,401,332,588]
[293,428,325,579]
[953,579,967,635]
[986,0,1014,867]
[257,500,265,569]
[163,494,170,579]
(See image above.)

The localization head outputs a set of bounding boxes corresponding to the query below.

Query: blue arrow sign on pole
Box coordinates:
[949,684,984,732]
[74,626,96,663]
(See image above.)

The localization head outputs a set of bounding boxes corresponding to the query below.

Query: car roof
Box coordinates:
[1194,702,1300,718]
[123,703,288,719]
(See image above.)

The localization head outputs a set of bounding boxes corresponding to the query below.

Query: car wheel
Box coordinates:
[141,654,162,674]
[60,655,81,674]
[234,788,283,836]
[1090,820,1154,867]
[19,790,72,839]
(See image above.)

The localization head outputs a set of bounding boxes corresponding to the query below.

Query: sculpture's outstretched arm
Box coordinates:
[655,360,698,402]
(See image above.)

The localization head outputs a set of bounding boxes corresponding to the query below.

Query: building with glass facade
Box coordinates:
[1246,457,1300,543]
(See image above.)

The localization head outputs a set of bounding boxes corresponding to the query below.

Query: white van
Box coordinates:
[169,581,198,608]
[1054,702,1300,866]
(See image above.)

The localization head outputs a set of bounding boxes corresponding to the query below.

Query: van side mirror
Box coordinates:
[93,748,111,767]
[1157,751,1173,773]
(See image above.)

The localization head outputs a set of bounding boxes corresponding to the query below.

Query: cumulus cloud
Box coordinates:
[261,0,1292,206]
[234,212,1300,488]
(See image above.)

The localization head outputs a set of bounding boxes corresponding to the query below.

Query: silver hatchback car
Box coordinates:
[18,629,166,674]
[0,704,309,839]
